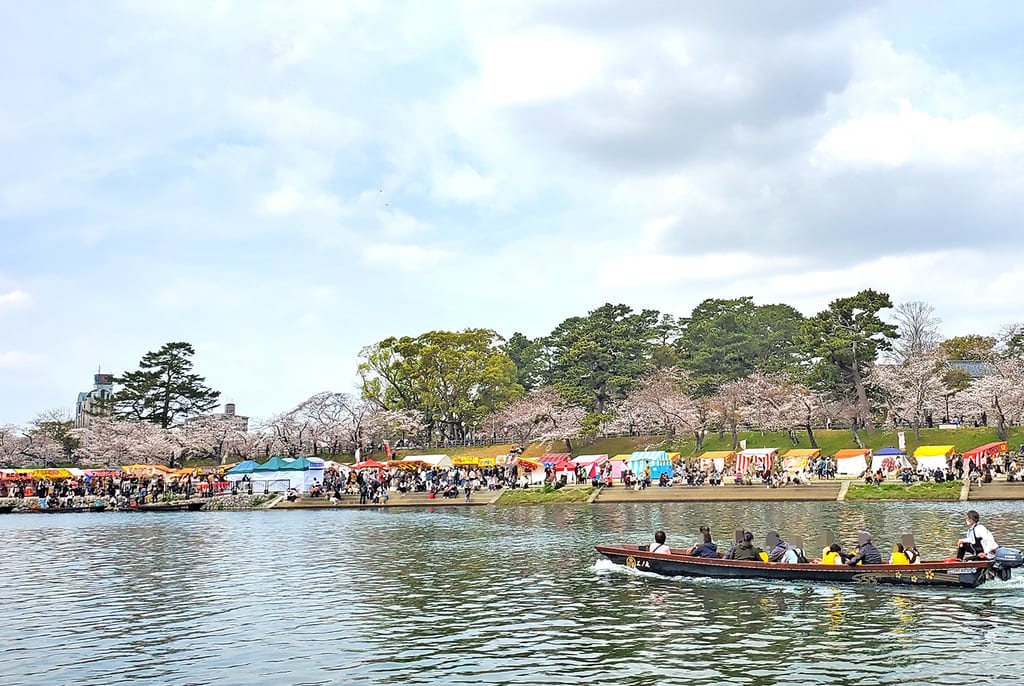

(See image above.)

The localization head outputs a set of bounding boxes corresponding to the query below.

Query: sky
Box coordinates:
[3,1,1024,426]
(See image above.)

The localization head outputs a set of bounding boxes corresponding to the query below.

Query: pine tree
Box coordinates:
[112,342,221,429]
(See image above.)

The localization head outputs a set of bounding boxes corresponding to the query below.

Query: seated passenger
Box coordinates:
[889,543,910,565]
[766,531,789,562]
[650,529,671,554]
[847,531,883,566]
[823,543,845,565]
[781,535,808,564]
[688,530,719,558]
[724,528,745,558]
[957,510,999,560]
[901,533,920,564]
[728,531,763,561]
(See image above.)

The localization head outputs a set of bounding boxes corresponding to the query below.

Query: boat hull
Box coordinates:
[596,544,994,589]
[124,502,204,512]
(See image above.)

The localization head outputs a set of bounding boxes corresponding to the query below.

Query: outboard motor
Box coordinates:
[991,547,1024,581]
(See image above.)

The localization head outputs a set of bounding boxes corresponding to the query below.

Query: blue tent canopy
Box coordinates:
[874,446,906,456]
[226,460,259,475]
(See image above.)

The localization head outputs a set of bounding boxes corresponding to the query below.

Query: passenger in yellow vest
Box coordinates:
[889,543,910,565]
[823,543,846,565]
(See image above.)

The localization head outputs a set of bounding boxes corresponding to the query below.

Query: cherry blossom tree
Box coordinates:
[72,418,176,466]
[872,349,946,440]
[957,356,1024,442]
[486,387,586,452]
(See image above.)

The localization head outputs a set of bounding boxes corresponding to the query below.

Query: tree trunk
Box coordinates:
[994,396,1009,442]
[565,437,573,454]
[730,422,739,451]
[850,421,865,449]
[849,360,875,435]
[805,423,818,449]
[912,417,921,442]
[694,430,705,453]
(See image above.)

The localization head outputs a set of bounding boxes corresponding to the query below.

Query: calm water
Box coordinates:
[3,501,1024,685]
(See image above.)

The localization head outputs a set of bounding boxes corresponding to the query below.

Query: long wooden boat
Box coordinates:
[596,543,1006,589]
[20,503,107,514]
[123,502,204,512]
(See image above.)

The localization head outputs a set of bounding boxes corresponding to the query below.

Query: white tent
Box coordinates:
[870,453,911,473]
[404,454,453,469]
[915,455,948,473]
[835,450,870,477]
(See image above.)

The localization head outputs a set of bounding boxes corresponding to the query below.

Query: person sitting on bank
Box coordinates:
[728,531,763,561]
[956,510,998,560]
[688,528,719,558]
[766,531,789,562]
[650,530,671,554]
[847,531,883,566]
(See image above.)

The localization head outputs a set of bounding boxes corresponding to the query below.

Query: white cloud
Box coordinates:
[0,290,31,311]
[258,185,344,216]
[362,243,453,272]
[430,162,498,204]
[815,100,1024,167]
[0,351,41,367]
[477,29,605,105]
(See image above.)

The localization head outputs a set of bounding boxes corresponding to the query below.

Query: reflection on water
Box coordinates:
[2,502,1024,685]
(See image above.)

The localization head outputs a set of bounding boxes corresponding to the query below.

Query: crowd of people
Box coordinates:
[0,471,227,508]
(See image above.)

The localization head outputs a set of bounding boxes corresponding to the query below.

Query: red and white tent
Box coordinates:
[736,448,778,472]
[963,442,1007,469]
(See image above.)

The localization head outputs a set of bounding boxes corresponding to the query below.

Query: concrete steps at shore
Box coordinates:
[273,491,486,509]
[595,483,842,503]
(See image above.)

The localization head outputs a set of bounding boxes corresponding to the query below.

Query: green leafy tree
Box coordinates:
[359,329,523,441]
[112,342,221,429]
[800,289,898,435]
[546,303,660,412]
[678,297,804,395]
[505,332,553,392]
[940,334,997,360]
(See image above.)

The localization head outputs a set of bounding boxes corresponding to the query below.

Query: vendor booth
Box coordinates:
[626,451,674,479]
[782,449,820,474]
[515,457,547,485]
[699,451,734,472]
[964,442,1007,469]
[246,456,326,492]
[404,454,453,469]
[914,445,954,473]
[870,447,911,474]
[571,454,608,479]
[834,449,871,477]
[736,448,778,473]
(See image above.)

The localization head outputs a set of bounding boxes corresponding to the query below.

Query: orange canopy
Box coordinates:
[834,449,870,459]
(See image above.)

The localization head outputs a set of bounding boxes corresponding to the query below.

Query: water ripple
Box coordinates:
[2,503,1024,684]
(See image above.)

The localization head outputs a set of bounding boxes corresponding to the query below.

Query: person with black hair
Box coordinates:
[728,531,763,561]
[650,530,671,554]
[957,510,998,560]
[688,526,718,558]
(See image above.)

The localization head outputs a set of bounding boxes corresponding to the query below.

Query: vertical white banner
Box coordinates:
[898,432,905,451]
[739,439,747,450]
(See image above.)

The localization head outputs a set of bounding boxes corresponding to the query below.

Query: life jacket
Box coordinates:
[890,551,910,565]
[758,551,769,562]
[823,551,841,565]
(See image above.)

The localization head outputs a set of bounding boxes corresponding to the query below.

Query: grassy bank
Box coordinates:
[496,486,594,504]
[846,481,963,501]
